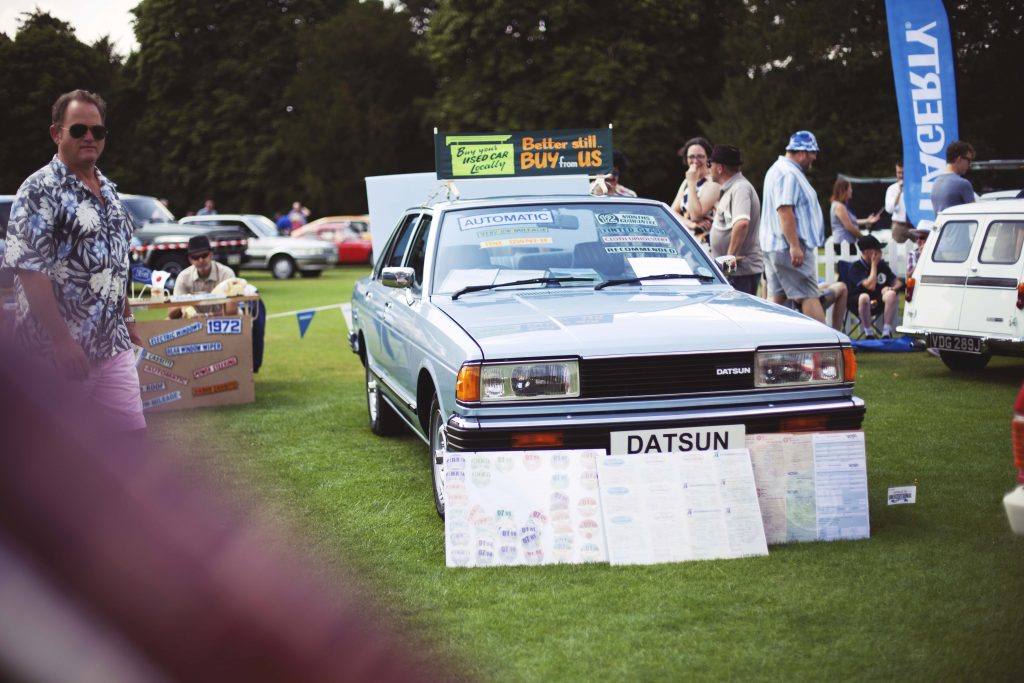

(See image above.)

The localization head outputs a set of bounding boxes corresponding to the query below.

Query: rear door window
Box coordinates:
[932,221,977,263]
[979,221,1024,264]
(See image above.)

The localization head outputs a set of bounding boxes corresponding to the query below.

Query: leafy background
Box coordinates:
[0,0,1022,217]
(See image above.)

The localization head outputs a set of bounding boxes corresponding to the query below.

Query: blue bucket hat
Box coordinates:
[786,130,820,152]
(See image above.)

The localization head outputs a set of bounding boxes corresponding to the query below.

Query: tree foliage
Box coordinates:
[0,11,121,192]
[702,0,899,198]
[120,0,342,215]
[279,1,435,214]
[1,0,1022,217]
[423,0,732,202]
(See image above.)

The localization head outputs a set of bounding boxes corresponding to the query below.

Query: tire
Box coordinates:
[429,395,447,519]
[153,252,189,290]
[270,255,296,279]
[366,364,402,436]
[299,270,322,278]
[939,350,991,372]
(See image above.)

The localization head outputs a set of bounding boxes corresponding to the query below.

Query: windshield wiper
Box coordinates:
[595,272,715,290]
[451,276,594,300]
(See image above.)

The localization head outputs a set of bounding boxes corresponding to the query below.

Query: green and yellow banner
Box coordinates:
[434,128,613,179]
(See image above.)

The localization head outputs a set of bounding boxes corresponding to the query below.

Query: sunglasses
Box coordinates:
[62,124,108,140]
[188,251,212,261]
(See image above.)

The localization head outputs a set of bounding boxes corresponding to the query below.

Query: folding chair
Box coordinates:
[837,260,884,339]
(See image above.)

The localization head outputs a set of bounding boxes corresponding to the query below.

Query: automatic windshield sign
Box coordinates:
[435,128,613,179]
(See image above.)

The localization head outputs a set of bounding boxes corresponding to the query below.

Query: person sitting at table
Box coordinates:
[169,235,265,372]
[168,236,238,319]
[846,235,904,339]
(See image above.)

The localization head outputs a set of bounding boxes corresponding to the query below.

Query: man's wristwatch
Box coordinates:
[124,314,136,324]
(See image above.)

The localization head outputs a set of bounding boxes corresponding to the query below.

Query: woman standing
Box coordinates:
[671,136,721,243]
[830,178,880,252]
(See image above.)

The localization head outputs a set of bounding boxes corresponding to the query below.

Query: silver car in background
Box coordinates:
[182,214,337,279]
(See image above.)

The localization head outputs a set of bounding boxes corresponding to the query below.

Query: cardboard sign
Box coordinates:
[435,128,613,179]
[134,314,254,413]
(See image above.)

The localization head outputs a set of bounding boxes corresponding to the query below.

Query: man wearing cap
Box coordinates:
[759,130,827,323]
[3,89,146,433]
[847,234,904,339]
[708,144,762,295]
[169,235,265,373]
[168,235,239,319]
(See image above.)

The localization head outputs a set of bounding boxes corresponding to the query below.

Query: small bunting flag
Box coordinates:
[296,310,316,338]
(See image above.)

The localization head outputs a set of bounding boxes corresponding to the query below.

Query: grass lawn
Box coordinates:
[147,266,1024,682]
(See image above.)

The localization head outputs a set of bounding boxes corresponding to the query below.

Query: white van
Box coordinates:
[899,199,1024,371]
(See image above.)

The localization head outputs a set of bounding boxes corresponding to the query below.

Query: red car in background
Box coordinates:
[292,216,373,265]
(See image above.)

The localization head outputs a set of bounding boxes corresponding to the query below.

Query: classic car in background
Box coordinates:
[349,195,863,517]
[291,216,373,264]
[899,199,1024,371]
[182,214,337,279]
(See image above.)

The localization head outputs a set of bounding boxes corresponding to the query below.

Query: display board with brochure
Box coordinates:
[445,426,870,568]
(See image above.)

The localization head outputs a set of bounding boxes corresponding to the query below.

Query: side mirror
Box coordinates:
[381,266,415,289]
[715,255,737,276]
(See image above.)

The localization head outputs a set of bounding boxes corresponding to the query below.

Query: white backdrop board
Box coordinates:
[444,449,607,568]
[597,449,769,565]
[365,172,590,261]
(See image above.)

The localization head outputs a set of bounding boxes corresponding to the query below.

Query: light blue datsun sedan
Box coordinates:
[350,196,863,516]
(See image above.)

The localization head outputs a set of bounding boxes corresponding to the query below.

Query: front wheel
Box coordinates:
[270,255,296,279]
[430,396,447,519]
[939,350,991,372]
[366,364,402,436]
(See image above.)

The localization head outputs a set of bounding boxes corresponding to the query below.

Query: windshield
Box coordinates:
[248,215,280,238]
[122,196,175,228]
[432,202,718,295]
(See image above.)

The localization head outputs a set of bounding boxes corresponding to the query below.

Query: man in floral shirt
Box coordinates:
[3,89,145,432]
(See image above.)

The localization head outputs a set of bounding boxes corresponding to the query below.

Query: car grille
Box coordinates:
[580,351,755,398]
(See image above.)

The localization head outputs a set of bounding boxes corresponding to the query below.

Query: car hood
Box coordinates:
[434,287,842,358]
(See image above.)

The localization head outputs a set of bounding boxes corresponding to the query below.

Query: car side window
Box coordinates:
[378,214,419,275]
[979,221,1024,264]
[406,215,433,288]
[932,221,977,263]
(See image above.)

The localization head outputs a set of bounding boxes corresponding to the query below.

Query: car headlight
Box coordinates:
[457,360,580,402]
[754,348,846,387]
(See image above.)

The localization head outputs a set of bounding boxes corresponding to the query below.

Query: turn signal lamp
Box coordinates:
[456,364,480,401]
[905,277,916,302]
[843,347,857,382]
[1016,282,1024,310]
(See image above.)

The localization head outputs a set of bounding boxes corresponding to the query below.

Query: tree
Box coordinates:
[702,0,899,198]
[0,11,121,192]
[279,1,436,214]
[423,0,732,202]
[123,0,343,215]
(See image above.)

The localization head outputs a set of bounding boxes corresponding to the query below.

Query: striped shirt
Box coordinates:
[759,155,824,252]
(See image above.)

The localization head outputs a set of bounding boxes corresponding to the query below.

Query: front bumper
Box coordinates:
[293,253,337,269]
[445,396,865,452]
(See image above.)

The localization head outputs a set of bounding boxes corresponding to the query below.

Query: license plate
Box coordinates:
[926,333,983,354]
[610,424,745,455]
[226,254,242,265]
